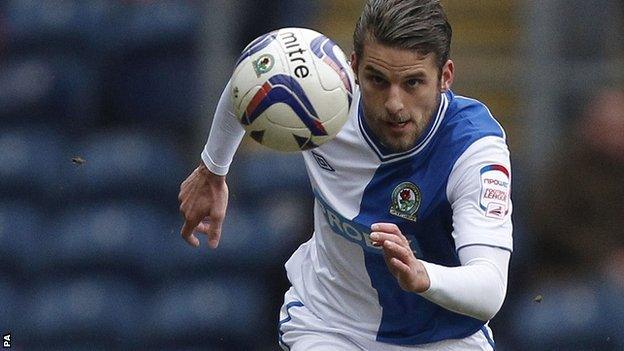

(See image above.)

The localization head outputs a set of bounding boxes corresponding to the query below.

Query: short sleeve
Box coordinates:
[446,136,513,252]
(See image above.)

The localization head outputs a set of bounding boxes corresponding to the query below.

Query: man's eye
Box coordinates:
[371,76,385,84]
[406,79,421,87]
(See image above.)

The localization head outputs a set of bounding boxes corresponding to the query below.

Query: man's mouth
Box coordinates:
[385,120,411,132]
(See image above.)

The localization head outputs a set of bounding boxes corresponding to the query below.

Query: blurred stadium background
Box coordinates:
[0,0,623,350]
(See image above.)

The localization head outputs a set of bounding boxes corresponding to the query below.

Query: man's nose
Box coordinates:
[385,85,404,116]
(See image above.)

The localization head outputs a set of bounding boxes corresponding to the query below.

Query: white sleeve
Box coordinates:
[447,136,513,251]
[419,245,510,321]
[417,136,513,321]
[200,79,246,176]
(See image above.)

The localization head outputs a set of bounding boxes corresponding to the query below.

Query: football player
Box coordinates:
[179,1,512,349]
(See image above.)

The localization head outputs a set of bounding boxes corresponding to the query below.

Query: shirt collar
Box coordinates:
[358,92,450,163]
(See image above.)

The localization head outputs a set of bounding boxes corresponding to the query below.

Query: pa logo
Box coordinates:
[3,332,10,348]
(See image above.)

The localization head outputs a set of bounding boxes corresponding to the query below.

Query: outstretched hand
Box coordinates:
[178,163,228,248]
[369,223,430,293]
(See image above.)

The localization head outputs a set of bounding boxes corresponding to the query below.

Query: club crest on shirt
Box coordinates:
[390,182,421,222]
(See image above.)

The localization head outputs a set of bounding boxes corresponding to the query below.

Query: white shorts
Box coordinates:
[278,287,496,351]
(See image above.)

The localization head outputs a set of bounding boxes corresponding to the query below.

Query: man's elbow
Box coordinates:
[473,279,507,321]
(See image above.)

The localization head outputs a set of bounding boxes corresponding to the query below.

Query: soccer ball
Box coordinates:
[230,27,355,152]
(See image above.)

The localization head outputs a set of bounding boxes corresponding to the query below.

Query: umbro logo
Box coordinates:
[311,151,335,172]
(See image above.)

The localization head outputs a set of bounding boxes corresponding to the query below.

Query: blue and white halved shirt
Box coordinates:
[286,87,513,345]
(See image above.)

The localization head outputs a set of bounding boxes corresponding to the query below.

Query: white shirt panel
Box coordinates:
[286,87,388,337]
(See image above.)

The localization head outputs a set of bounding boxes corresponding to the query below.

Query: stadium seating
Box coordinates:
[64,131,186,203]
[157,201,254,274]
[0,280,17,333]
[117,1,200,53]
[228,151,310,197]
[0,57,55,122]
[22,275,142,348]
[0,201,42,276]
[160,192,311,276]
[105,54,199,128]
[0,55,97,127]
[142,277,268,348]
[45,202,171,280]
[2,0,198,55]
[598,280,624,347]
[0,1,313,349]
[0,129,64,203]
[509,279,622,350]
[3,0,88,52]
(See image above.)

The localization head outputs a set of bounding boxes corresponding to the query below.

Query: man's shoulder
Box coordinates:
[425,91,508,169]
[442,91,506,141]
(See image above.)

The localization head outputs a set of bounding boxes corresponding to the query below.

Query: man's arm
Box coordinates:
[178,80,245,248]
[370,135,513,321]
[200,80,246,176]
[419,245,509,321]
[369,223,509,321]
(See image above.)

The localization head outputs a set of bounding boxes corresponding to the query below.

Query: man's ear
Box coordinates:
[350,52,359,84]
[440,59,454,92]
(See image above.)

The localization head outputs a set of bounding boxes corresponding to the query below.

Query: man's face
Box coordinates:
[351,40,454,152]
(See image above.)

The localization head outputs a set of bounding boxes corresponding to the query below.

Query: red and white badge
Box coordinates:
[479,164,510,219]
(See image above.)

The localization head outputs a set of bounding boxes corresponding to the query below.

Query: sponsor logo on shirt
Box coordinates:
[479,164,510,219]
[315,193,382,252]
[389,182,421,222]
[314,190,422,256]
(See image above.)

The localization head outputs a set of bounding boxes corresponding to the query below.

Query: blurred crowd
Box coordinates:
[509,88,624,350]
[0,1,623,350]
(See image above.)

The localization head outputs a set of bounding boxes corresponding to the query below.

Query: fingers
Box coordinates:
[178,171,194,202]
[207,219,222,249]
[178,166,203,202]
[371,222,401,234]
[195,219,211,235]
[389,257,411,275]
[369,225,414,271]
[382,240,413,264]
[371,222,409,242]
[180,216,221,249]
[180,220,200,248]
[177,165,228,249]
[370,223,429,293]
[369,231,410,247]
[178,172,197,248]
[195,217,223,249]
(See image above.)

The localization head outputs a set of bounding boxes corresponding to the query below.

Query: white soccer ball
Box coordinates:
[230,27,355,152]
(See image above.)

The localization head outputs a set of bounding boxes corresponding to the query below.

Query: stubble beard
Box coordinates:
[367,94,441,153]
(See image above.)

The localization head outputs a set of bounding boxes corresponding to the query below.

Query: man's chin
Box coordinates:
[380,137,418,153]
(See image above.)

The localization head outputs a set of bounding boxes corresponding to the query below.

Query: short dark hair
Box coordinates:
[353,0,452,72]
